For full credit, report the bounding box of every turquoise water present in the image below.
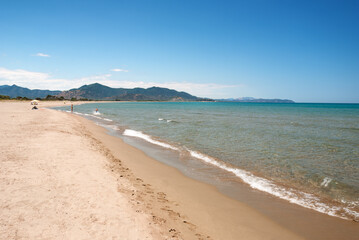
[56,102,359,220]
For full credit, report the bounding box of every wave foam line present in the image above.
[189,150,359,220]
[92,115,102,120]
[89,114,113,122]
[108,125,119,131]
[97,123,120,132]
[71,111,113,122]
[123,129,178,151]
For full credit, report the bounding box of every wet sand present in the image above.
[0,101,357,239]
[118,134,359,240]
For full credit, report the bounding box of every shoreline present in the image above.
[69,108,304,240]
[78,104,359,240]
[115,132,359,240]
[1,101,358,239]
[63,101,359,239]
[59,102,358,216]
[53,101,359,239]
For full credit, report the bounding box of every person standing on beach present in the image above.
[71,104,73,113]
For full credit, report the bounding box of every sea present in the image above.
[54,102,359,220]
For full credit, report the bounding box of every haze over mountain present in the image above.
[0,83,202,101]
[0,85,61,99]
[57,83,200,101]
[0,83,297,103]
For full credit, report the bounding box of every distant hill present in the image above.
[218,97,295,103]
[0,85,61,99]
[0,83,294,103]
[57,83,201,101]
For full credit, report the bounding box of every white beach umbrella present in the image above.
[31,100,39,105]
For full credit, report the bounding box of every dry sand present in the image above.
[0,101,162,239]
[0,101,305,239]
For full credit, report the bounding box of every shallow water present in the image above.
[56,102,359,220]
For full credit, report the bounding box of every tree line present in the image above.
[0,95,92,101]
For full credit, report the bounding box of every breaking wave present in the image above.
[56,107,359,221]
[123,129,179,151]
[187,150,358,220]
[122,128,359,220]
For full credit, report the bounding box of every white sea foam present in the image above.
[56,104,359,220]
[188,150,359,220]
[91,112,112,122]
[158,118,173,123]
[59,104,358,220]
[97,123,119,132]
[321,177,332,187]
[123,129,178,151]
[108,125,119,131]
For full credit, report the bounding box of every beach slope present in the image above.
[0,101,303,239]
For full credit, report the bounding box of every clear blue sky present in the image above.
[0,0,358,102]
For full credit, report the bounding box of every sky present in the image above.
[0,0,358,102]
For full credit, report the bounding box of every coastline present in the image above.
[70,102,359,240]
[1,101,357,239]
[73,115,303,240]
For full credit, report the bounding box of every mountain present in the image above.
[0,83,294,102]
[0,84,61,99]
[218,97,295,103]
[57,83,200,101]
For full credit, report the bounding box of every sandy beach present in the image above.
[0,101,164,239]
[1,101,357,239]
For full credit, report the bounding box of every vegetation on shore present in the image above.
[0,94,92,101]
[0,95,11,100]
